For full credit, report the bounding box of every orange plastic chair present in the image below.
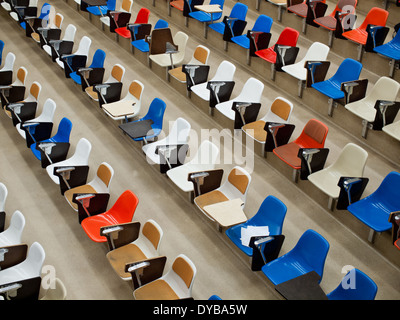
[115,8,151,39]
[273,119,329,170]
[81,190,139,243]
[342,7,389,45]
[255,27,299,64]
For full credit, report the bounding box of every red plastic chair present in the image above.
[81,190,139,243]
[342,7,388,45]
[115,8,151,39]
[273,119,329,170]
[254,27,299,64]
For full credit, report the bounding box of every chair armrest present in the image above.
[100,221,141,250]
[341,79,368,104]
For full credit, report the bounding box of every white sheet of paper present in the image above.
[240,225,270,247]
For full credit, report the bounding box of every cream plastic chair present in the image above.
[142,117,191,166]
[133,254,196,300]
[0,52,15,73]
[0,210,25,247]
[4,81,41,118]
[215,77,264,122]
[43,24,77,57]
[0,182,7,213]
[166,140,220,195]
[345,76,400,138]
[102,80,144,122]
[46,138,92,185]
[168,45,210,83]
[63,162,114,211]
[242,97,293,154]
[85,64,125,101]
[383,119,400,141]
[40,278,67,300]
[307,143,368,209]
[15,98,56,139]
[56,35,91,69]
[100,0,133,28]
[281,42,330,97]
[106,219,163,281]
[0,242,45,286]
[194,166,252,221]
[190,60,236,101]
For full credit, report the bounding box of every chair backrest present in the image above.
[0,183,7,212]
[89,49,106,69]
[134,8,150,24]
[291,229,330,280]
[54,13,64,29]
[276,27,299,47]
[330,58,362,85]
[173,31,189,59]
[358,7,388,30]
[329,143,368,176]
[63,24,76,42]
[221,166,251,205]
[108,190,139,222]
[248,195,287,236]
[166,117,191,144]
[327,268,377,300]
[107,0,117,10]
[236,77,264,102]
[15,67,28,86]
[0,210,25,245]
[23,242,46,278]
[94,162,114,189]
[230,2,248,21]
[262,96,293,123]
[299,42,330,64]
[370,171,400,209]
[39,3,51,20]
[209,0,225,20]
[363,76,400,105]
[169,254,196,294]
[121,0,133,12]
[253,14,273,33]
[212,60,236,81]
[127,80,144,101]
[71,137,92,164]
[154,19,169,29]
[1,52,15,72]
[75,36,91,56]
[295,119,328,148]
[109,64,125,82]
[0,40,4,66]
[190,140,220,166]
[191,45,210,65]
[332,0,357,17]
[143,98,167,127]
[142,219,163,253]
[36,98,56,123]
[26,81,42,102]
[53,117,72,143]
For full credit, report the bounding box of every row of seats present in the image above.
[3,1,400,298]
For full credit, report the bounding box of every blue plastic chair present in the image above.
[327,268,378,300]
[30,117,73,161]
[131,98,167,142]
[87,0,116,16]
[208,295,222,300]
[189,0,224,23]
[231,14,273,49]
[131,19,169,53]
[374,29,400,77]
[21,2,51,29]
[70,49,106,85]
[208,2,248,35]
[261,229,330,285]
[348,171,400,237]
[311,58,363,100]
[0,40,4,66]
[225,195,287,257]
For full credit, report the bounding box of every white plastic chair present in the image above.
[383,120,400,141]
[40,278,67,300]
[0,52,16,72]
[345,77,400,138]
[106,219,163,281]
[46,138,92,185]
[15,98,56,139]
[133,254,196,300]
[307,143,368,208]
[56,35,91,69]
[100,0,133,28]
[215,77,264,121]
[0,183,7,213]
[166,140,220,193]
[0,210,25,247]
[43,24,77,57]
[63,162,114,211]
[142,117,192,165]
[0,242,45,286]
[102,80,144,122]
[190,60,236,101]
[4,81,41,118]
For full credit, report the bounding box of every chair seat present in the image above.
[242,120,267,143]
[345,101,376,122]
[31,33,41,43]
[167,163,214,192]
[189,11,213,22]
[64,185,97,211]
[255,47,276,63]
[194,190,229,211]
[281,63,307,81]
[231,35,250,49]
[87,5,107,16]
[134,279,180,300]
[70,71,82,85]
[374,43,400,60]
[131,39,150,52]
[56,58,65,69]
[225,224,253,256]
[307,169,343,199]
[348,199,393,232]
[85,86,99,101]
[288,3,308,17]
[1,2,11,10]
[170,0,184,11]
[43,44,52,56]
[208,22,225,35]
[382,121,400,141]
[311,79,344,100]
[190,83,210,101]
[215,101,236,120]
[342,29,368,45]
[168,66,187,82]
[115,27,130,38]
[273,142,302,169]
[100,16,110,26]
[81,213,122,242]
[314,16,337,30]
[149,53,181,68]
